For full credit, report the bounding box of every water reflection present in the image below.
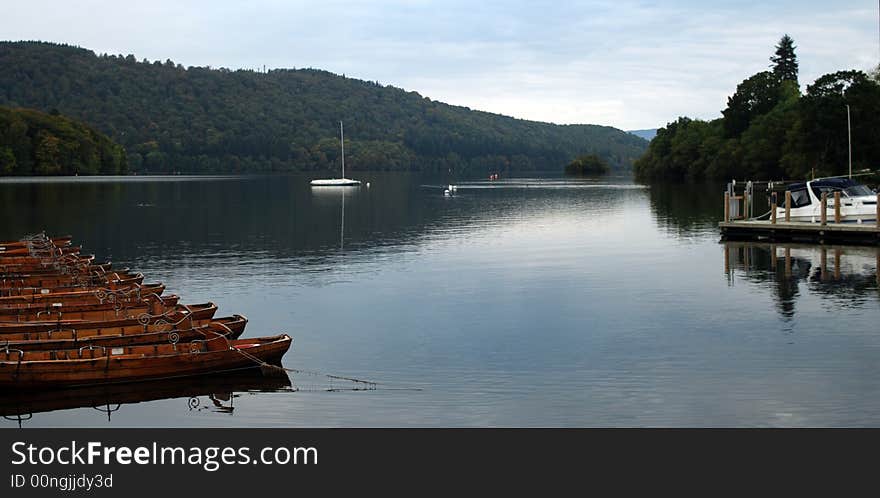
[0,370,292,427]
[647,182,724,239]
[723,241,880,319]
[0,174,649,266]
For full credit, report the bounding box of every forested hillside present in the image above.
[0,41,646,175]
[0,106,126,175]
[634,35,880,181]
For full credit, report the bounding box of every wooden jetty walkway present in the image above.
[719,191,880,245]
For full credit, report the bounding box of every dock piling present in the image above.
[834,192,841,224]
[784,191,791,222]
[821,193,827,226]
[770,193,777,224]
[724,192,730,222]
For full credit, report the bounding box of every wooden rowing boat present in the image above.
[0,261,112,278]
[0,235,72,251]
[0,334,291,389]
[0,301,216,334]
[0,293,179,323]
[0,271,144,295]
[0,314,246,351]
[0,254,95,272]
[0,245,81,260]
[0,282,165,308]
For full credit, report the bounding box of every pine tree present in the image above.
[770,34,799,84]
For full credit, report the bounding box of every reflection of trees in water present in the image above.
[723,242,880,319]
[0,174,637,265]
[646,182,724,238]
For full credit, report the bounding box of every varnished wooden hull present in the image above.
[0,272,144,295]
[0,334,291,389]
[0,294,179,323]
[0,282,164,308]
[0,254,95,272]
[0,261,111,277]
[0,245,81,261]
[1,315,246,351]
[0,235,72,251]
[0,301,215,335]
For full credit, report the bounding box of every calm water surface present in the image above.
[1,174,878,427]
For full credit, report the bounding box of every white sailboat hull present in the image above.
[310,178,361,186]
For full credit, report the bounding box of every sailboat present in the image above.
[310,121,362,187]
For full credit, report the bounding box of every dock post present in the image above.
[770,193,777,224]
[821,193,827,226]
[834,192,841,224]
[784,191,791,222]
[723,192,730,222]
[744,190,750,219]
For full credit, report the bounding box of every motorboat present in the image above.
[775,177,877,223]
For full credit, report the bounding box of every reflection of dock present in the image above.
[723,241,879,319]
[724,241,880,286]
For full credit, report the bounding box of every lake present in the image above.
[2,174,879,427]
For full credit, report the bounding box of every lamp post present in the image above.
[846,104,852,179]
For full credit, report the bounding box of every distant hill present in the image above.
[0,105,126,175]
[627,129,656,141]
[0,41,647,175]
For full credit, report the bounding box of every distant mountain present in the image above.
[627,129,657,141]
[0,41,647,175]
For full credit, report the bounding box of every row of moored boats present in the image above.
[0,233,291,389]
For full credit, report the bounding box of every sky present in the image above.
[2,0,878,130]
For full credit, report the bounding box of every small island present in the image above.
[564,154,610,176]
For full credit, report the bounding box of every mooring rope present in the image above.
[227,344,380,389]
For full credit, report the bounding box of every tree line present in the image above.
[0,41,647,176]
[634,35,880,181]
[0,106,126,175]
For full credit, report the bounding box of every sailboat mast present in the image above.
[340,121,345,179]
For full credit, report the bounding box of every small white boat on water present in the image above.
[311,121,361,187]
[775,177,877,223]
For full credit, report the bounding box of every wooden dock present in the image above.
[720,190,880,245]
[720,220,880,245]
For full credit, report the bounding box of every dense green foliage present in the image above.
[0,41,646,175]
[634,36,880,181]
[564,154,610,175]
[0,106,126,175]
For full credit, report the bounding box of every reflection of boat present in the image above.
[0,334,291,389]
[775,178,877,223]
[310,121,361,187]
[0,368,291,420]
